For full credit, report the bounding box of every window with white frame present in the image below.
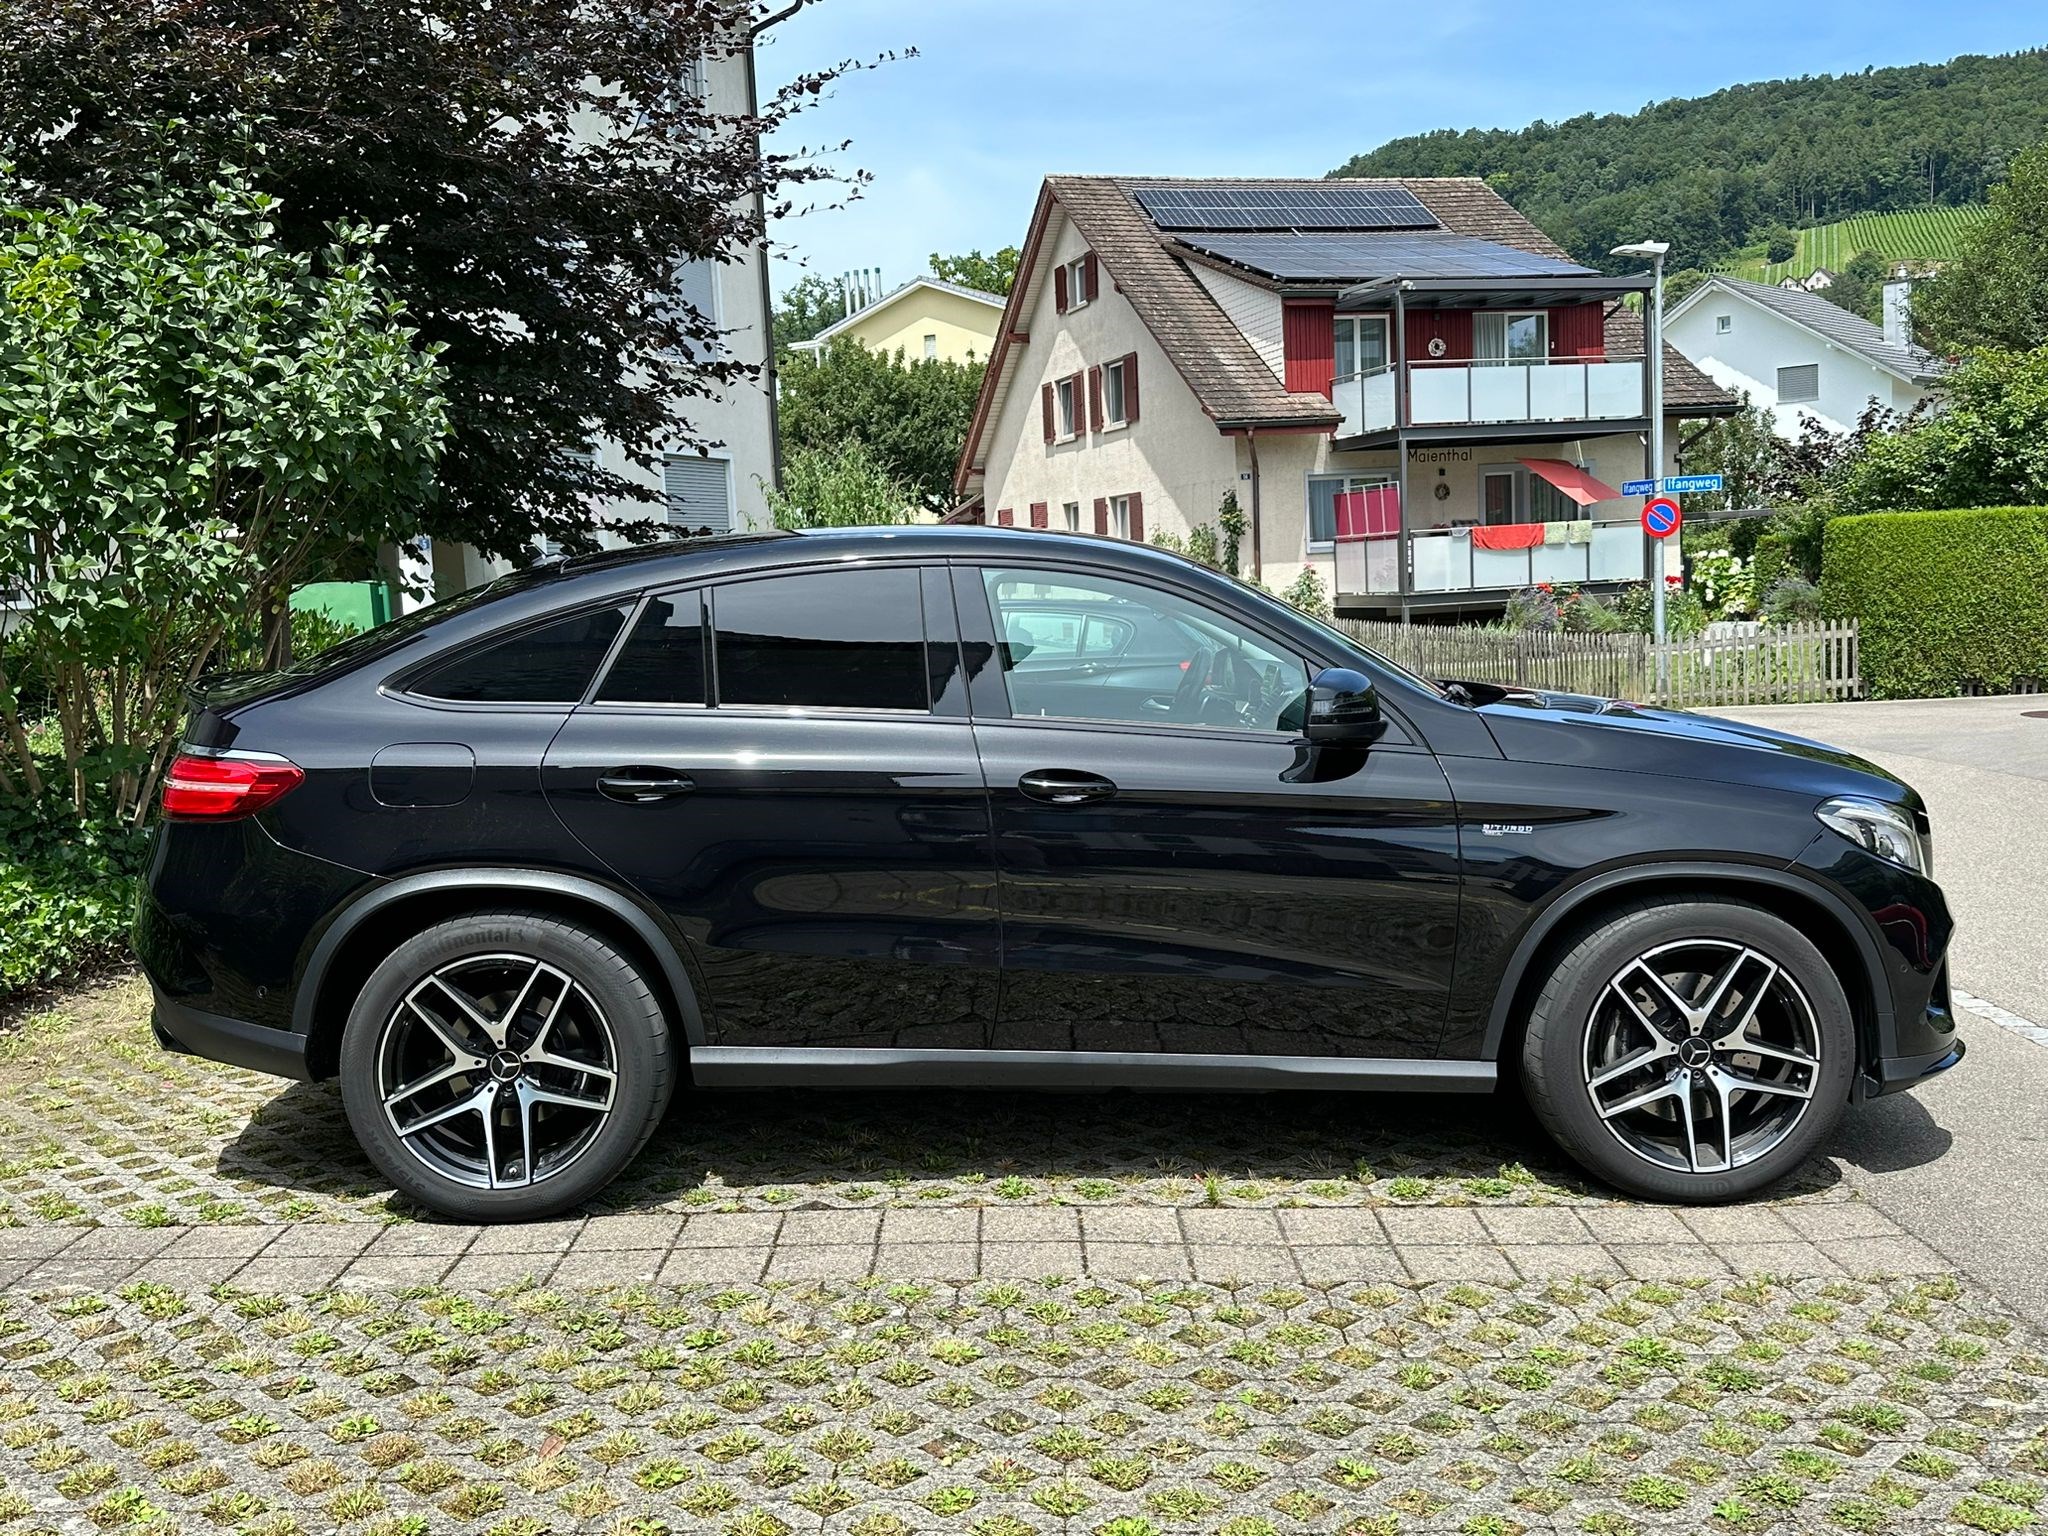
[1335,315,1391,380]
[923,333,938,359]
[1064,256,1090,309]
[1101,357,1129,427]
[1473,310,1549,363]
[1108,495,1132,539]
[1715,314,1733,335]
[1062,501,1081,532]
[1777,363,1820,404]
[1306,473,1396,549]
[1056,376,1080,439]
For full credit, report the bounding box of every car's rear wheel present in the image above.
[339,910,674,1222]
[1521,898,1855,1203]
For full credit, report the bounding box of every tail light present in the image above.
[160,750,305,821]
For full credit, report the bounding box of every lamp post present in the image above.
[1612,240,1671,652]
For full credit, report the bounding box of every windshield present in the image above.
[1229,580,1450,698]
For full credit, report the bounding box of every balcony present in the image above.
[1334,520,1648,598]
[1334,355,1647,440]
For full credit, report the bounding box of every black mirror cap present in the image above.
[1304,666,1387,745]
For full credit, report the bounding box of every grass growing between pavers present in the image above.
[0,1274,2043,1535]
[0,977,1848,1229]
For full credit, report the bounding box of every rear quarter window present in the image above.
[411,605,629,703]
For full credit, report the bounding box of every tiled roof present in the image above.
[1603,303,1741,413]
[1049,176,1338,429]
[1692,276,1948,384]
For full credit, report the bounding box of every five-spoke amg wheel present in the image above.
[1522,898,1855,1202]
[340,911,674,1221]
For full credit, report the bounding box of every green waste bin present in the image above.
[291,581,394,630]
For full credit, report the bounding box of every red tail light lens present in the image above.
[160,751,305,821]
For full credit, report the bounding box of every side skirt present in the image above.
[688,1047,1496,1094]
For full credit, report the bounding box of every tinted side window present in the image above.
[413,605,627,703]
[713,568,928,711]
[598,592,707,705]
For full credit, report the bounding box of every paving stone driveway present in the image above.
[0,977,2033,1536]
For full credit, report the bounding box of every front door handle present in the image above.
[1018,769,1117,805]
[597,768,696,803]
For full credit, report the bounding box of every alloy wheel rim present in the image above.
[1582,938,1822,1176]
[376,953,619,1191]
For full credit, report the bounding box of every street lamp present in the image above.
[1612,240,1672,654]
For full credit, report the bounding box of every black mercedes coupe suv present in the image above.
[139,527,1962,1221]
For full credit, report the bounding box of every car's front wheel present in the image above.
[1521,898,1855,1203]
[339,910,675,1222]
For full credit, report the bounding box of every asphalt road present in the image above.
[1722,696,2048,1322]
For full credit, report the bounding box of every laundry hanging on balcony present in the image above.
[1471,522,1547,550]
[1542,520,1595,546]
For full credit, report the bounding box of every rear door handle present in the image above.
[597,768,696,803]
[1018,769,1117,805]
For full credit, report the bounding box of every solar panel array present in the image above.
[1172,232,1596,283]
[1131,183,1438,233]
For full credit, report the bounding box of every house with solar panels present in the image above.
[952,177,1737,618]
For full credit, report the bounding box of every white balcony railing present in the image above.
[1334,521,1647,598]
[1333,356,1647,437]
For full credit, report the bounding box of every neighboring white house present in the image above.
[952,175,1735,619]
[1666,274,1948,440]
[401,44,778,604]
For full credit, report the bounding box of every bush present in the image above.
[1761,576,1823,623]
[1750,533,1794,597]
[1822,505,2048,697]
[0,794,148,1000]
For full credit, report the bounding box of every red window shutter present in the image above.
[1042,382,1055,444]
[1084,252,1100,303]
[1088,366,1103,431]
[1126,492,1144,543]
[1093,497,1109,535]
[1123,352,1140,423]
[995,507,1013,526]
[1028,502,1048,528]
[1054,264,1069,314]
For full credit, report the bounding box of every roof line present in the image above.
[797,275,1008,351]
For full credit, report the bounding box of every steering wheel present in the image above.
[1196,649,1259,727]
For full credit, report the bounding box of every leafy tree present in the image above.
[765,441,910,527]
[1763,225,1798,264]
[1819,249,1887,324]
[1915,143,2048,352]
[1333,49,2048,269]
[1826,347,2048,517]
[928,247,1020,297]
[773,273,851,354]
[777,339,982,510]
[0,0,876,565]
[0,168,448,822]
[1679,399,1782,553]
[1662,267,1710,308]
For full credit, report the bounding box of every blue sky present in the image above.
[756,0,2044,301]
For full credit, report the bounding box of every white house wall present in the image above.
[981,213,1239,540]
[1188,265,1285,383]
[1666,295,1931,440]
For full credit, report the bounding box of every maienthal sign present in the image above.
[1406,446,1473,465]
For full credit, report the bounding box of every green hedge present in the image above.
[1750,533,1794,598]
[1823,506,2048,698]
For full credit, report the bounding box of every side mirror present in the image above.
[1304,666,1386,745]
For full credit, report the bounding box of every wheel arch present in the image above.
[1481,861,1890,1080]
[293,869,707,1080]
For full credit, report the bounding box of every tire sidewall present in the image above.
[1527,901,1856,1203]
[340,913,670,1222]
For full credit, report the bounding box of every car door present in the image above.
[960,561,1462,1061]
[543,561,999,1049]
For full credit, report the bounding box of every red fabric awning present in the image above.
[1519,458,1623,506]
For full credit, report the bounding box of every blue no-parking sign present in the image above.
[1641,496,1682,539]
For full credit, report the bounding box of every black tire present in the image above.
[1521,897,1856,1203]
[339,909,675,1222]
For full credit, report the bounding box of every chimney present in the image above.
[1882,280,1913,348]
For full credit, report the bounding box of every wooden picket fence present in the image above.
[1335,619,1860,708]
